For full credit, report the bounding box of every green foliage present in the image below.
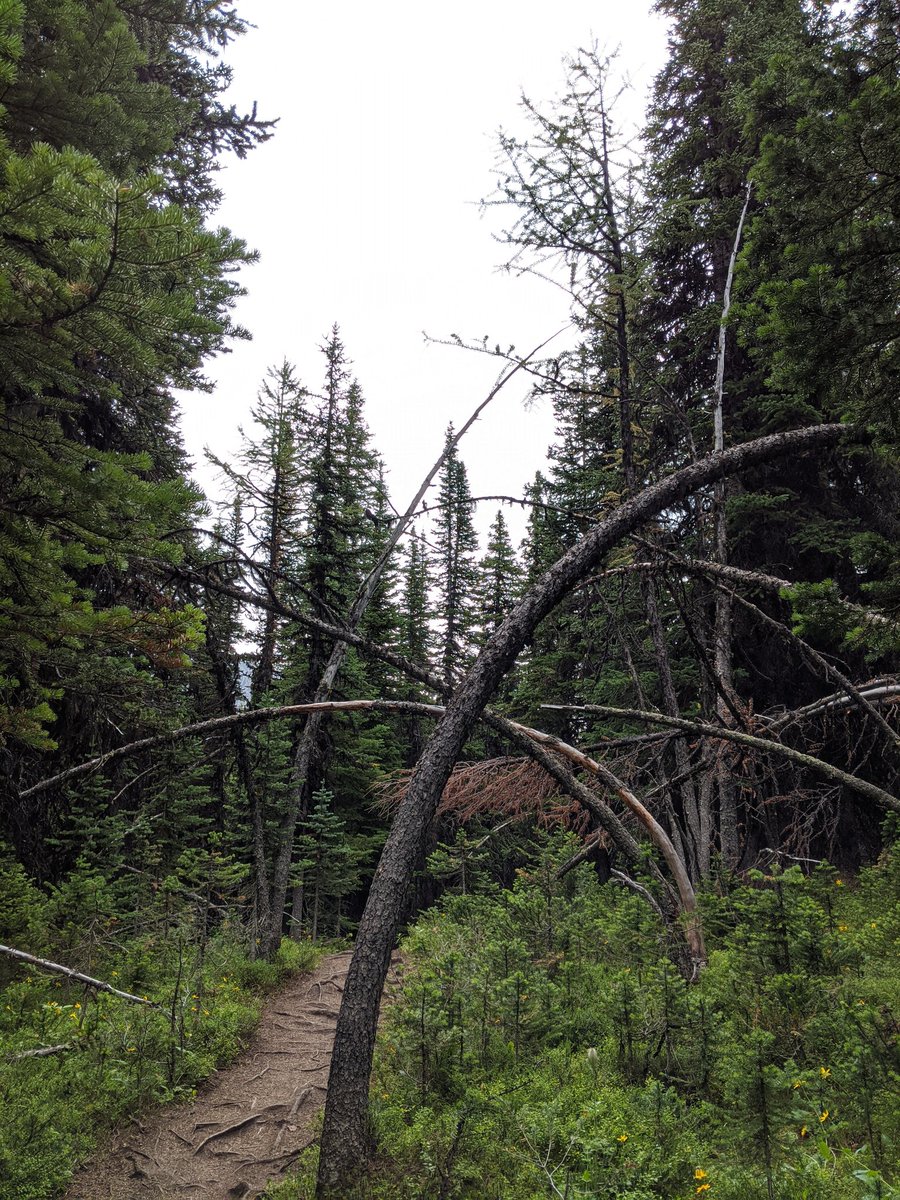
[0,855,318,1200]
[434,426,480,686]
[279,839,900,1199]
[293,788,377,941]
[0,845,46,954]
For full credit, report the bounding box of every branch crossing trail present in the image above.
[65,949,389,1200]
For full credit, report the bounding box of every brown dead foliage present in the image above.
[372,755,592,834]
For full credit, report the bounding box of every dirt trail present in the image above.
[64,949,371,1200]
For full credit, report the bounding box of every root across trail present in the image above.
[65,949,382,1200]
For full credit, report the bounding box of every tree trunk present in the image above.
[710,183,753,871]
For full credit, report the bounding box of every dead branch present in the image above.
[609,870,667,925]
[555,832,605,878]
[18,701,448,799]
[541,704,900,814]
[0,944,159,1007]
[5,1043,73,1061]
[717,583,900,753]
[621,546,898,633]
[373,757,570,824]
[770,682,900,729]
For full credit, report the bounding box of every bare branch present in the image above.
[0,944,159,1007]
[540,704,900,813]
[6,1044,73,1061]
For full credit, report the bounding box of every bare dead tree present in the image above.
[711,181,754,869]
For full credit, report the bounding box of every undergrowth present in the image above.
[270,834,899,1200]
[0,853,319,1200]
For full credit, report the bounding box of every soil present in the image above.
[63,949,381,1200]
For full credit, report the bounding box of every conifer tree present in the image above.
[475,510,523,640]
[433,426,479,687]
[0,0,258,874]
[400,532,434,670]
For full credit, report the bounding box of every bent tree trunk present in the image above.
[315,423,848,1198]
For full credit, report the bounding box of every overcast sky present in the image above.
[178,1,669,545]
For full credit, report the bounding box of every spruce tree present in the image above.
[0,0,257,875]
[475,510,523,641]
[433,426,479,687]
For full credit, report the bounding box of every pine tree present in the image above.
[210,361,310,700]
[475,510,523,641]
[433,426,479,688]
[0,0,256,874]
[2,0,272,212]
[400,531,434,671]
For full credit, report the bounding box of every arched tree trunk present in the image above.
[314,422,847,1198]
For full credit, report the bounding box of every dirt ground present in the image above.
[64,948,360,1199]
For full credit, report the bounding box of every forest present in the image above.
[0,1,898,1198]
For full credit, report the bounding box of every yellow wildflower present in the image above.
[695,1168,708,1179]
[696,1186,711,1195]
[820,1110,829,1123]
[835,879,844,886]
[616,1134,628,1144]
[792,1080,804,1089]
[819,1067,831,1079]
[800,1126,809,1138]
[838,924,848,932]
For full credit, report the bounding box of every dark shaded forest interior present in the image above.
[0,1,898,1198]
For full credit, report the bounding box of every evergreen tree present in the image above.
[400,531,434,671]
[209,361,310,700]
[0,0,254,871]
[297,328,365,698]
[1,0,272,211]
[433,426,479,687]
[475,510,523,641]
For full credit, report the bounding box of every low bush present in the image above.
[0,853,319,1200]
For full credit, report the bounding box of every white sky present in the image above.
[178,1,669,546]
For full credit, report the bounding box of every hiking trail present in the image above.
[64,949,385,1200]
